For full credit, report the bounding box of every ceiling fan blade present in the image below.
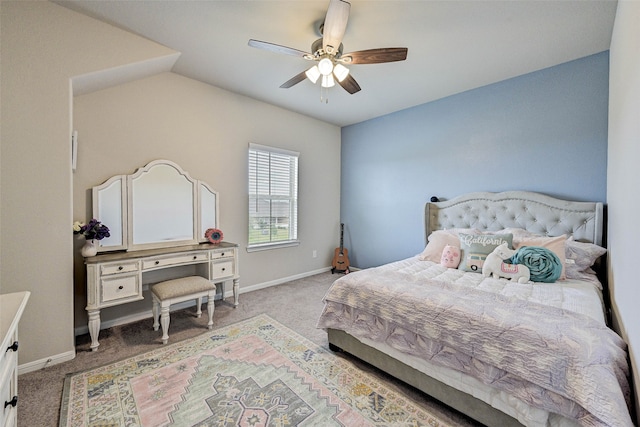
[280,71,308,89]
[337,74,361,94]
[340,48,408,64]
[322,0,350,55]
[248,39,312,59]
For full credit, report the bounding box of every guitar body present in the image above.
[331,224,350,274]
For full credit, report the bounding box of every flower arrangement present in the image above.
[73,219,110,241]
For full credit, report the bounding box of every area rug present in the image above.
[60,314,451,426]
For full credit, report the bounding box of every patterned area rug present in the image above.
[60,314,451,426]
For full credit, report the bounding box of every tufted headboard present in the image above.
[425,191,604,246]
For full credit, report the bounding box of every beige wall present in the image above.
[1,1,340,367]
[1,1,177,366]
[72,72,340,328]
[608,1,640,423]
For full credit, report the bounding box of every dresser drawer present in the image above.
[210,249,234,260]
[0,354,17,427]
[101,274,140,303]
[142,252,209,270]
[0,330,17,383]
[100,261,139,276]
[211,260,234,280]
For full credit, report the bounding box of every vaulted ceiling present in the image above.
[56,0,617,127]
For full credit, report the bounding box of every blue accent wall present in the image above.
[341,52,609,268]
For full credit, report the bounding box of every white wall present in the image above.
[608,1,640,423]
[72,72,341,328]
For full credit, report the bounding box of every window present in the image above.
[248,143,299,250]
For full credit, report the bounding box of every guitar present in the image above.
[331,223,350,274]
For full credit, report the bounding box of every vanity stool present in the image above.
[151,276,216,344]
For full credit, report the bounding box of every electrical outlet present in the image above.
[312,250,317,258]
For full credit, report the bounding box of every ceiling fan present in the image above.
[248,0,408,97]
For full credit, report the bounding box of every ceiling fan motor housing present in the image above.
[311,38,343,59]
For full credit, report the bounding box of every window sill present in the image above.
[246,240,300,252]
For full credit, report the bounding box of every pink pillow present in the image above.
[516,235,567,280]
[440,245,461,268]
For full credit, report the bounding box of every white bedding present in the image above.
[318,256,632,426]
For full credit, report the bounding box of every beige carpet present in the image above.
[18,272,480,427]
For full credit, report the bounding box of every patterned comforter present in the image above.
[317,256,632,426]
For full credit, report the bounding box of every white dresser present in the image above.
[0,291,30,427]
[85,242,239,351]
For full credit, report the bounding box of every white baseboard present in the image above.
[25,268,333,373]
[238,267,331,294]
[73,267,332,337]
[19,350,76,375]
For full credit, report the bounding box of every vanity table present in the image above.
[85,242,238,351]
[84,160,239,351]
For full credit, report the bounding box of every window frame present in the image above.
[247,143,299,252]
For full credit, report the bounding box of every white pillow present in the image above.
[418,228,480,262]
[565,237,607,279]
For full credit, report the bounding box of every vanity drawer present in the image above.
[211,249,235,260]
[100,261,139,276]
[142,252,209,270]
[211,260,234,280]
[101,274,140,303]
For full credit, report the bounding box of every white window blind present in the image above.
[248,143,299,250]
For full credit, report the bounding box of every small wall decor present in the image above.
[205,228,223,244]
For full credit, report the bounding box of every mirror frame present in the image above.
[92,159,219,252]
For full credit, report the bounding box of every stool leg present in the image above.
[160,303,170,344]
[206,290,215,329]
[233,278,239,307]
[195,297,203,318]
[152,297,160,331]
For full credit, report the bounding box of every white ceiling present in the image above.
[56,0,618,127]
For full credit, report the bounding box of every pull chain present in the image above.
[320,85,329,103]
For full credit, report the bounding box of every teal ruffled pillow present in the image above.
[509,246,562,283]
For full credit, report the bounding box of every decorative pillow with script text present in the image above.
[458,233,513,272]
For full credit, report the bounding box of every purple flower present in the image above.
[73,219,110,240]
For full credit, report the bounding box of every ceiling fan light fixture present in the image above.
[305,65,321,84]
[321,74,335,88]
[333,63,349,82]
[318,57,334,76]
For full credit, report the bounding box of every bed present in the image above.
[317,191,632,427]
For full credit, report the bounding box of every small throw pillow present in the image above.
[440,245,461,268]
[516,235,567,280]
[509,246,562,283]
[459,233,513,272]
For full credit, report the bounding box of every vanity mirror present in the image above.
[92,160,219,252]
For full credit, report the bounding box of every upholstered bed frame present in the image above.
[327,191,605,426]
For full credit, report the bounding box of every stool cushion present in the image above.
[151,276,215,300]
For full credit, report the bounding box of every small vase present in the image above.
[81,239,98,257]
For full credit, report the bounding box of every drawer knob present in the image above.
[155,261,160,265]
[6,341,18,352]
[193,255,197,260]
[221,253,225,256]
[118,285,124,290]
[221,267,226,271]
[4,396,18,408]
[118,266,123,271]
